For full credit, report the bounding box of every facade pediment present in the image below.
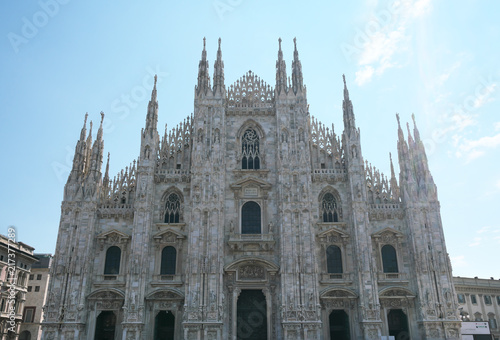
[230,177,272,191]
[87,288,125,300]
[146,288,184,300]
[153,229,186,247]
[224,257,279,273]
[371,227,404,241]
[96,229,131,250]
[320,288,357,299]
[379,287,415,298]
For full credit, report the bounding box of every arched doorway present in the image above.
[388,309,409,339]
[237,290,267,340]
[154,310,175,340]
[94,311,116,340]
[329,310,350,340]
[19,331,31,340]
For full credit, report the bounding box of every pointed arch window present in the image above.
[321,193,339,222]
[326,245,343,274]
[381,245,398,273]
[164,193,181,223]
[160,246,177,275]
[241,201,261,234]
[241,128,260,169]
[104,246,121,275]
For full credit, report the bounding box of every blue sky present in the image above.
[1,0,498,279]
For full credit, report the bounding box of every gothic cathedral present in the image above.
[42,38,461,339]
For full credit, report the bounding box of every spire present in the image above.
[291,37,303,94]
[84,120,93,175]
[389,152,400,201]
[69,113,89,179]
[80,113,88,141]
[342,75,356,136]
[103,152,110,185]
[90,112,105,173]
[213,37,225,95]
[196,37,210,96]
[145,76,159,136]
[406,122,414,147]
[96,111,104,142]
[275,37,287,95]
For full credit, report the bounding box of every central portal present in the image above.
[237,289,267,340]
[154,310,175,340]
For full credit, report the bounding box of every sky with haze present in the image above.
[0,0,499,279]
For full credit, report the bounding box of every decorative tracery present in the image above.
[241,129,260,170]
[164,193,181,223]
[321,193,340,222]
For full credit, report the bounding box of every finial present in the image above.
[411,113,416,126]
[293,37,297,50]
[203,37,206,50]
[278,37,282,50]
[154,74,157,86]
[218,37,221,50]
[84,112,88,124]
[342,74,346,86]
[100,111,105,124]
[396,113,401,126]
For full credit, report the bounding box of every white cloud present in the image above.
[455,132,500,163]
[436,61,461,86]
[473,83,497,108]
[355,66,375,85]
[477,226,491,234]
[468,237,482,247]
[353,0,433,85]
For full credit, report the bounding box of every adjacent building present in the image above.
[0,233,38,340]
[455,276,500,340]
[42,38,462,339]
[19,254,53,340]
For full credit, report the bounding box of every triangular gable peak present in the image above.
[230,176,272,198]
[371,227,404,244]
[96,229,131,250]
[153,228,186,248]
[317,227,349,245]
[231,176,272,190]
[227,71,274,109]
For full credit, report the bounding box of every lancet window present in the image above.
[241,128,260,170]
[321,193,340,222]
[164,193,181,223]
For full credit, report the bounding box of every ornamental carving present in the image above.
[96,230,131,251]
[239,265,265,280]
[151,291,183,300]
[381,289,412,297]
[227,71,274,109]
[89,291,123,300]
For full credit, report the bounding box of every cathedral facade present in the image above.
[42,38,461,340]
